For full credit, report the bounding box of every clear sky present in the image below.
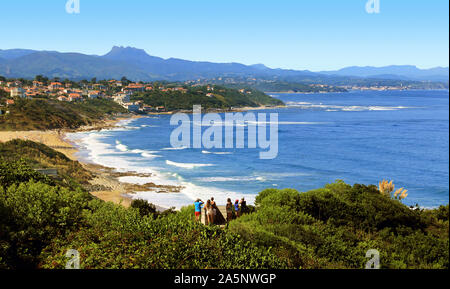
[0,0,448,71]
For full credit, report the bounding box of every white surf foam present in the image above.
[196,176,266,182]
[246,121,330,125]
[115,140,128,152]
[124,175,256,209]
[166,160,214,169]
[162,146,188,151]
[286,101,416,112]
[141,152,159,158]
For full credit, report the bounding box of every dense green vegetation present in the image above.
[0,141,448,269]
[0,151,282,269]
[0,88,7,98]
[0,140,92,190]
[230,183,449,269]
[0,98,127,131]
[131,85,284,111]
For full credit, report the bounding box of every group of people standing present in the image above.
[194,197,248,225]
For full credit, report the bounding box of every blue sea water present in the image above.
[69,90,449,209]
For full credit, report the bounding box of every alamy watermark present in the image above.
[365,249,380,269]
[366,0,380,14]
[66,0,80,14]
[65,249,80,269]
[170,105,279,160]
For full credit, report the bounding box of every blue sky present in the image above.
[0,0,448,71]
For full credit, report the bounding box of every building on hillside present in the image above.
[88,91,100,99]
[48,82,62,90]
[57,96,70,102]
[58,93,82,102]
[69,93,82,101]
[125,83,146,93]
[155,106,166,112]
[94,84,106,90]
[125,103,140,112]
[114,93,130,104]
[25,89,39,98]
[142,106,154,113]
[10,87,26,98]
[33,81,43,87]
[6,99,15,105]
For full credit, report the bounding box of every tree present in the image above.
[0,89,7,98]
[34,75,49,86]
[121,76,131,86]
[131,199,158,218]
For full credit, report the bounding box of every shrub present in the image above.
[40,200,285,269]
[0,181,91,268]
[0,159,53,188]
[229,181,449,269]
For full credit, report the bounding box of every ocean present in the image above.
[67,90,449,209]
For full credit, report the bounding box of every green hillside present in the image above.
[0,98,127,131]
[0,139,92,190]
[131,85,284,110]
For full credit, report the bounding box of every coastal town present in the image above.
[0,77,175,113]
[187,76,447,94]
[0,75,272,117]
[0,76,268,116]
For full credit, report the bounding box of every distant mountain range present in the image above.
[320,66,449,82]
[0,47,448,83]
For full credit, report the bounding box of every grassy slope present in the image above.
[0,98,127,131]
[0,139,92,189]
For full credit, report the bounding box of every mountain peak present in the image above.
[104,46,150,59]
[250,64,269,70]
